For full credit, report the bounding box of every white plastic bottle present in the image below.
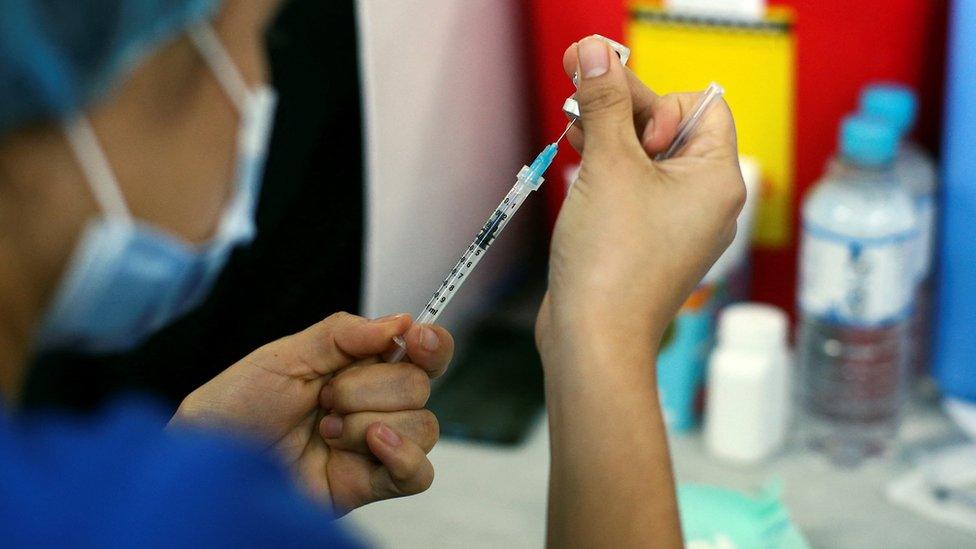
[704,303,790,463]
[797,114,918,464]
[860,85,938,380]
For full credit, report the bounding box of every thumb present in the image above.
[575,36,639,154]
[279,312,412,377]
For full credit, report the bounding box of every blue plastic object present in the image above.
[678,482,810,549]
[840,114,899,167]
[526,143,558,187]
[657,309,712,432]
[935,0,976,402]
[860,84,919,137]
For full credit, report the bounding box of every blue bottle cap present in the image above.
[839,114,899,167]
[860,83,918,137]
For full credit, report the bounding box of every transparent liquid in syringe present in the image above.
[414,182,531,325]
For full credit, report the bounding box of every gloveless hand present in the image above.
[537,38,745,360]
[536,36,744,549]
[171,312,453,514]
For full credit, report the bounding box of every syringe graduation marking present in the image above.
[418,183,528,318]
[475,210,508,251]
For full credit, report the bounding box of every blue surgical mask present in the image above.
[35,24,277,354]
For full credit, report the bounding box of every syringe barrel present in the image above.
[387,178,535,363]
[417,180,531,324]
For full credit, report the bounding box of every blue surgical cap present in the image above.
[0,0,220,136]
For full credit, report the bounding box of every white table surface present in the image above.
[342,403,976,548]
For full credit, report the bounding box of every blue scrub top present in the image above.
[0,396,362,548]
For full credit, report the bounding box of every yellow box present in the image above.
[628,8,796,247]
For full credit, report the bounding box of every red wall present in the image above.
[524,0,626,231]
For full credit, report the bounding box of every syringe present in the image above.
[655,82,724,161]
[389,82,723,362]
[387,126,570,362]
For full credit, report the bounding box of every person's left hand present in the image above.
[171,312,454,514]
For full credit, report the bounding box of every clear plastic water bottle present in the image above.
[797,115,918,464]
[860,85,938,380]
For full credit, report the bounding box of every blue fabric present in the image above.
[0,0,219,135]
[0,396,363,548]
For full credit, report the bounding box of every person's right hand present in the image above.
[536,36,745,359]
[172,313,454,514]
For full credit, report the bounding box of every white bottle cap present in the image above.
[717,302,788,351]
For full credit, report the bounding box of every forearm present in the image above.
[535,32,740,549]
[542,327,682,549]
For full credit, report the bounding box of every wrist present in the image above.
[538,302,665,366]
[538,319,661,395]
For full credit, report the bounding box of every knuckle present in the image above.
[420,409,439,433]
[406,368,431,405]
[329,378,352,413]
[418,410,440,447]
[417,468,434,493]
[730,178,747,212]
[325,311,354,323]
[723,223,738,249]
[324,311,363,330]
[720,171,747,219]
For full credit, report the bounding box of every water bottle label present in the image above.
[915,196,935,281]
[799,223,916,326]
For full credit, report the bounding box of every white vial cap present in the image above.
[717,303,788,351]
[563,35,631,121]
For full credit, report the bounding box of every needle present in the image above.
[556,119,576,144]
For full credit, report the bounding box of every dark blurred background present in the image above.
[24,0,366,410]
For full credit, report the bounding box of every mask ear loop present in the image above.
[63,117,133,223]
[187,23,252,113]
[186,22,264,244]
[61,24,253,229]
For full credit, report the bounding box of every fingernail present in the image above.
[371,313,406,324]
[319,384,334,410]
[321,415,343,438]
[420,326,440,352]
[578,37,609,79]
[377,424,402,447]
